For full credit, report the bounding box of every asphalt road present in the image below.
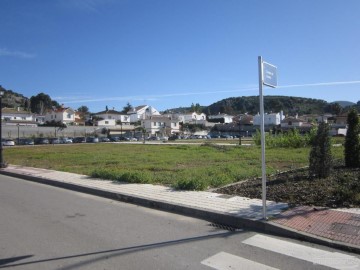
[1,174,359,270]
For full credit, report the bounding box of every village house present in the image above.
[44,106,75,125]
[253,111,285,126]
[175,112,207,124]
[1,107,38,126]
[127,105,161,123]
[142,115,180,136]
[208,113,234,124]
[93,108,130,126]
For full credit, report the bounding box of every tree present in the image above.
[23,98,30,111]
[77,105,89,114]
[122,102,133,113]
[309,122,332,178]
[325,102,342,115]
[344,109,360,167]
[30,93,53,114]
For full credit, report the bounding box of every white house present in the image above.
[35,114,45,125]
[208,113,234,124]
[93,109,130,125]
[253,112,285,126]
[1,107,38,126]
[280,116,305,128]
[44,106,75,125]
[96,119,116,126]
[176,112,207,124]
[142,115,180,135]
[127,105,161,123]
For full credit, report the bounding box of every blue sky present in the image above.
[1,0,359,113]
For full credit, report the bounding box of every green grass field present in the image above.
[4,143,344,190]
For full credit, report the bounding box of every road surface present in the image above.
[1,174,359,269]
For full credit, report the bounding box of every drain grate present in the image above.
[209,223,241,232]
[331,223,360,235]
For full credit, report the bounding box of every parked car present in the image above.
[34,138,49,145]
[49,138,61,144]
[72,137,86,143]
[109,136,120,142]
[17,138,34,145]
[2,139,15,146]
[60,137,73,144]
[99,137,110,142]
[86,137,99,143]
[168,135,181,140]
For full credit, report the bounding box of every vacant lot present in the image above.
[4,143,344,191]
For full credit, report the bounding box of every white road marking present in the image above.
[201,251,279,270]
[242,234,360,270]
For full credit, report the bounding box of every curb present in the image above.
[1,169,360,255]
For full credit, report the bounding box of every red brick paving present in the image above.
[273,206,360,246]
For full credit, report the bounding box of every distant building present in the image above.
[127,105,161,123]
[44,106,75,125]
[208,113,234,124]
[142,115,180,135]
[93,109,130,126]
[253,111,285,126]
[1,107,38,126]
[175,112,207,124]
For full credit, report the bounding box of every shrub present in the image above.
[254,129,312,148]
[344,109,360,167]
[119,171,152,184]
[173,178,207,191]
[90,168,119,180]
[333,171,360,206]
[91,169,152,183]
[309,122,332,178]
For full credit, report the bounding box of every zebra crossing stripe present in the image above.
[201,251,279,270]
[242,234,360,270]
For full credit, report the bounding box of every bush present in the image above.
[254,128,313,148]
[344,109,360,167]
[333,171,360,206]
[91,169,152,183]
[309,122,332,178]
[119,171,152,184]
[173,178,207,191]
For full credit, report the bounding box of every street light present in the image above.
[17,124,20,145]
[0,90,7,168]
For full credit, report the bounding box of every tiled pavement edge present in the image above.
[1,165,360,254]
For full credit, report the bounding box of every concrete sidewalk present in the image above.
[1,164,360,254]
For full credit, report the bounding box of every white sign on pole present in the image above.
[262,61,277,88]
[258,56,277,220]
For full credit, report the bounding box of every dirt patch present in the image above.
[216,163,360,208]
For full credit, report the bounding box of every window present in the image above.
[153,122,157,126]
[67,113,72,119]
[105,121,109,124]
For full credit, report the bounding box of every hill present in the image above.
[0,85,28,109]
[205,96,329,115]
[333,101,355,108]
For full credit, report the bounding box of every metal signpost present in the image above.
[258,56,277,220]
